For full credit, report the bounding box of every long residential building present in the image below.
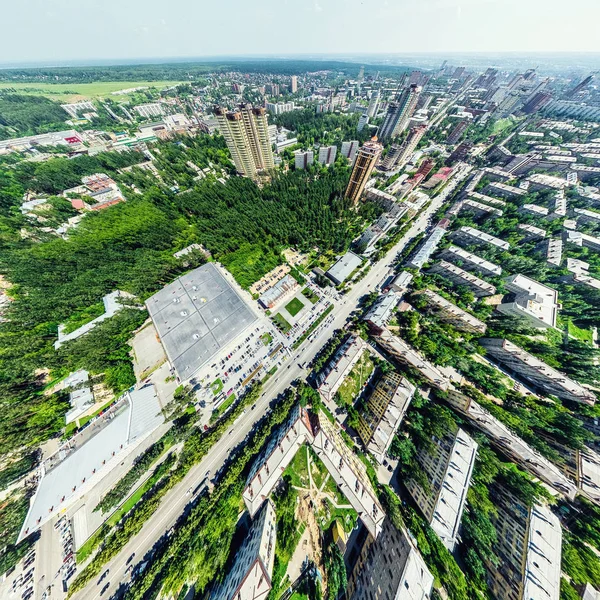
[496,274,559,328]
[487,489,561,600]
[347,518,434,600]
[405,426,478,551]
[480,338,596,405]
[461,198,504,217]
[356,372,416,464]
[452,226,510,251]
[406,226,447,270]
[316,335,368,401]
[416,289,487,334]
[211,500,276,600]
[440,245,503,277]
[214,104,274,180]
[429,260,497,297]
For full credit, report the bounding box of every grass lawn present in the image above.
[316,500,358,533]
[260,332,273,346]
[285,297,305,317]
[272,312,292,333]
[336,351,375,406]
[0,80,184,101]
[213,393,236,419]
[210,378,224,396]
[284,444,310,488]
[567,320,594,345]
[301,287,319,305]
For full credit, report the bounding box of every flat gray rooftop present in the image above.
[146,263,257,381]
[19,385,163,541]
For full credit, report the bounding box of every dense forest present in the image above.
[0,60,409,84]
[0,133,372,458]
[0,93,68,140]
[272,108,371,147]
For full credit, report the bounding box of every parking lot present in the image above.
[186,319,288,415]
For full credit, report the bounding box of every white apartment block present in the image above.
[486,181,527,199]
[487,490,561,600]
[452,226,510,251]
[574,207,600,224]
[341,140,360,163]
[312,414,385,537]
[496,274,559,328]
[417,289,487,334]
[518,223,547,240]
[546,238,563,268]
[467,191,507,208]
[211,500,276,600]
[521,203,549,217]
[347,519,434,600]
[440,245,502,277]
[294,150,314,170]
[405,427,478,551]
[480,338,596,405]
[318,145,338,165]
[429,260,497,297]
[61,101,96,119]
[462,199,504,217]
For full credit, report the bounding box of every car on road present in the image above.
[100,582,110,596]
[126,553,135,565]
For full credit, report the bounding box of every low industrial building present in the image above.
[19,385,164,541]
[347,519,434,600]
[416,289,487,334]
[55,290,138,349]
[428,261,497,297]
[480,338,596,405]
[146,263,258,383]
[258,274,299,309]
[452,226,510,251]
[496,274,559,328]
[487,490,561,600]
[440,245,502,277]
[316,335,368,401]
[211,500,276,600]
[404,426,478,551]
[326,251,363,285]
[356,372,416,463]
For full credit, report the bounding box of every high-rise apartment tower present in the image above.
[378,84,422,141]
[214,104,274,180]
[345,139,383,205]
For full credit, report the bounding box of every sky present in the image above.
[3,0,600,65]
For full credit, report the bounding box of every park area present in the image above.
[285,297,305,317]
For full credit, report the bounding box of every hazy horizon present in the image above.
[4,0,600,66]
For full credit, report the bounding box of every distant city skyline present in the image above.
[3,0,600,66]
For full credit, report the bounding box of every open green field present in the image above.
[0,80,184,102]
[285,297,305,317]
[301,287,319,304]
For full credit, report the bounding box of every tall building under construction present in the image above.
[214,104,274,180]
[345,139,383,205]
